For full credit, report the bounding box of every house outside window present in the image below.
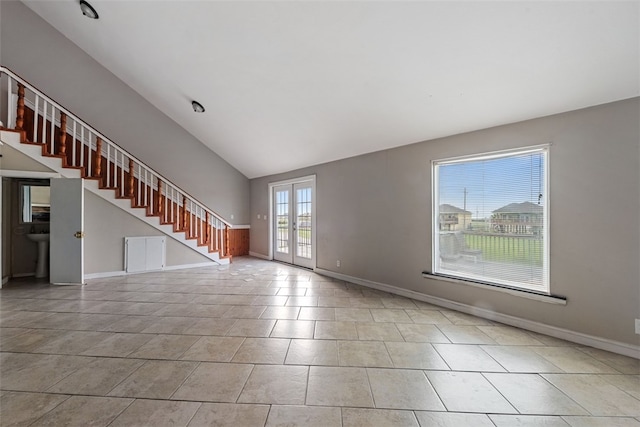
[432,146,549,293]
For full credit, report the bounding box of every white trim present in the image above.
[231,224,251,229]
[435,143,552,165]
[0,170,60,179]
[84,262,217,281]
[314,267,639,359]
[249,251,270,260]
[422,272,565,305]
[84,270,127,280]
[163,262,217,271]
[432,144,550,293]
[268,174,316,187]
[268,174,317,267]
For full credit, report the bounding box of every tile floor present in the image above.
[1,257,638,426]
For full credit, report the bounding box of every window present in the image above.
[432,146,549,293]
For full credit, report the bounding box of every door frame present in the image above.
[0,169,60,288]
[268,175,316,268]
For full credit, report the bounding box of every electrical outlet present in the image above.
[257,214,261,219]
[263,214,267,220]
[336,260,341,268]
[635,319,640,335]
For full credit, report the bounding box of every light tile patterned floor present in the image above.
[1,256,639,426]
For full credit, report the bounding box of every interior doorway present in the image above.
[270,176,315,269]
[0,172,84,287]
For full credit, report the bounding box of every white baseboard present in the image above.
[84,262,218,281]
[314,268,640,359]
[163,262,217,271]
[249,251,270,260]
[84,270,127,280]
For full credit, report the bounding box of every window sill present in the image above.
[421,272,567,305]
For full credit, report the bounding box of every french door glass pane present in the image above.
[276,190,289,254]
[296,187,312,259]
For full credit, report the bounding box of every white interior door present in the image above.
[50,178,84,284]
[272,179,314,269]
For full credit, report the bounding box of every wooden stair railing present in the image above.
[1,66,234,259]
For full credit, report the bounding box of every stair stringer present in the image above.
[1,130,228,265]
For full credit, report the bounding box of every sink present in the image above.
[27,233,49,278]
[27,233,50,243]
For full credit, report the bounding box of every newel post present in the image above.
[224,225,230,257]
[59,113,67,156]
[93,137,102,178]
[15,83,25,130]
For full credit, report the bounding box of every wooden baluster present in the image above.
[205,212,210,245]
[128,159,135,198]
[182,196,188,233]
[59,113,67,157]
[94,137,102,178]
[224,225,230,257]
[157,179,163,217]
[15,83,25,130]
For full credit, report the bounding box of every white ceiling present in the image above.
[23,1,639,179]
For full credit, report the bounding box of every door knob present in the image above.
[74,231,84,239]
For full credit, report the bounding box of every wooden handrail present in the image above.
[1,65,231,229]
[2,65,240,260]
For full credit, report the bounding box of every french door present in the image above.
[272,179,314,269]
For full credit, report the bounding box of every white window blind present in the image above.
[433,146,549,293]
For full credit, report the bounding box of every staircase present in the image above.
[0,66,232,264]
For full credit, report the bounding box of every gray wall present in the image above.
[84,191,212,275]
[251,98,640,346]
[0,1,250,224]
[0,141,214,277]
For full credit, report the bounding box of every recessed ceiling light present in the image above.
[79,0,99,19]
[192,101,205,113]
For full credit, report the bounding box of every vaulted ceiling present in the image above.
[22,1,639,178]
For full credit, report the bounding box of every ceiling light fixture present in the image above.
[192,101,205,113]
[79,0,99,19]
